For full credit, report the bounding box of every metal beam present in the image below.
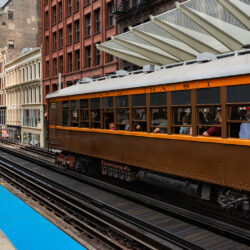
[150,15,221,54]
[217,0,250,30]
[176,2,244,51]
[129,26,197,61]
[111,36,179,65]
[96,44,156,66]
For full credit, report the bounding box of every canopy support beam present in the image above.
[176,2,243,51]
[150,15,220,54]
[128,26,197,61]
[111,36,179,65]
[96,44,156,66]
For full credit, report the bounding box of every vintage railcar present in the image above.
[47,51,250,211]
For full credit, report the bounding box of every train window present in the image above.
[150,93,167,133]
[80,99,88,108]
[151,108,167,133]
[227,105,250,139]
[103,97,114,129]
[172,107,192,134]
[197,88,220,104]
[197,106,221,136]
[80,99,89,128]
[62,101,69,126]
[171,90,191,105]
[91,98,100,108]
[227,85,250,103]
[49,102,56,125]
[132,94,147,132]
[132,94,146,106]
[117,96,129,130]
[117,95,128,107]
[102,97,113,108]
[70,100,79,127]
[91,98,100,128]
[150,92,166,106]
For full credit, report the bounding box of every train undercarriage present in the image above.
[55,151,249,215]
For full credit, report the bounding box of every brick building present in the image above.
[42,0,118,103]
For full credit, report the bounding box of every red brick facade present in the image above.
[42,0,118,103]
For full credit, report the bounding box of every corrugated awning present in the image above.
[97,0,250,66]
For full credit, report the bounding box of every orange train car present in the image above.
[47,50,250,212]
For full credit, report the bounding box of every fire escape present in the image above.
[115,0,151,26]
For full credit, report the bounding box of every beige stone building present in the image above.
[5,48,44,147]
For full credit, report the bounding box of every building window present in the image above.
[46,36,49,53]
[107,53,114,63]
[22,69,25,82]
[75,50,80,70]
[46,61,50,77]
[53,58,57,75]
[59,2,63,21]
[85,0,90,5]
[38,62,41,78]
[68,53,72,72]
[67,0,72,16]
[59,29,63,48]
[8,40,14,49]
[85,14,91,36]
[94,8,100,33]
[75,0,79,11]
[45,11,49,29]
[59,56,63,73]
[53,32,57,51]
[8,11,13,20]
[30,65,32,80]
[67,24,72,44]
[30,88,33,103]
[86,46,91,68]
[95,43,101,65]
[34,64,36,79]
[23,109,40,128]
[39,86,42,103]
[75,20,80,41]
[107,1,114,27]
[53,6,57,24]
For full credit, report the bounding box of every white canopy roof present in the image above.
[97,0,250,66]
[47,51,250,99]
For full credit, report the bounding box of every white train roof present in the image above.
[47,51,250,100]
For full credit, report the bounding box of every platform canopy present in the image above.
[97,0,250,66]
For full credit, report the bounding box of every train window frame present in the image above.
[132,94,147,132]
[62,101,70,127]
[116,95,129,130]
[70,100,79,127]
[102,97,114,129]
[171,106,192,135]
[226,103,250,139]
[90,98,101,128]
[150,92,167,133]
[80,99,90,128]
[196,104,222,136]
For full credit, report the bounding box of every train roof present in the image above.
[46,51,250,100]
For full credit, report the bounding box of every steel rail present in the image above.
[0,157,187,250]
[0,145,249,247]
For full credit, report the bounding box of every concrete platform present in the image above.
[0,184,86,250]
[0,230,16,250]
